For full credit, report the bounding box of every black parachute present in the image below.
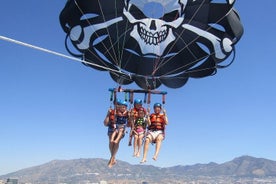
[59,0,243,89]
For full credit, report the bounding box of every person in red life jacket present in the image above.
[132,107,149,157]
[140,103,168,163]
[103,100,130,168]
[128,99,144,146]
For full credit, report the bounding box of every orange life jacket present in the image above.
[149,113,165,131]
[131,107,139,120]
[109,109,116,123]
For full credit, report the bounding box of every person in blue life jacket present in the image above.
[103,100,130,168]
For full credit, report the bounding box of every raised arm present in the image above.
[163,109,168,125]
[103,109,112,126]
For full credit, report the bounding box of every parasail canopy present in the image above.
[59,0,243,90]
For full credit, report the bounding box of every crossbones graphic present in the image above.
[60,0,243,89]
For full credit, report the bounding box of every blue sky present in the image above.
[1,0,276,175]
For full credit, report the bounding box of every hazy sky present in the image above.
[1,1,276,175]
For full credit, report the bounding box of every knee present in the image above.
[156,136,163,142]
[145,137,151,144]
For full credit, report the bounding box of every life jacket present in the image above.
[109,109,116,123]
[135,117,147,129]
[131,107,139,120]
[108,109,116,129]
[116,110,129,125]
[149,113,165,131]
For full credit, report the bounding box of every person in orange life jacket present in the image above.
[128,99,144,146]
[103,100,130,168]
[140,103,168,163]
[132,107,149,157]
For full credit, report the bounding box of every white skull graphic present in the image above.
[124,0,187,56]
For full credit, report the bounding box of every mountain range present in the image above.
[1,155,276,184]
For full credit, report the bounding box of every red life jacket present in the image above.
[109,109,116,123]
[149,113,165,131]
[131,107,139,120]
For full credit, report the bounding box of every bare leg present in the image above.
[112,142,120,158]
[133,134,138,156]
[108,131,120,168]
[113,129,123,143]
[107,134,114,168]
[108,138,121,168]
[112,138,121,164]
[136,134,144,157]
[110,131,117,143]
[108,157,114,168]
[140,137,151,163]
[153,134,163,161]
[108,134,113,154]
[128,133,133,146]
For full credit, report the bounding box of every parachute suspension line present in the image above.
[143,92,151,111]
[147,90,151,108]
[64,30,110,71]
[103,0,123,67]
[73,0,120,67]
[157,33,207,76]
[155,6,235,77]
[115,0,122,69]
[120,24,133,70]
[109,90,114,109]
[143,76,156,90]
[97,0,120,66]
[152,0,171,76]
[0,35,125,75]
[108,88,117,113]
[155,7,166,75]
[110,4,131,70]
[114,0,131,70]
[152,0,207,73]
[71,0,113,67]
[152,57,161,76]
[108,87,167,113]
[143,93,147,104]
[162,93,166,109]
[129,91,134,104]
[124,91,128,103]
[125,91,134,111]
[129,91,134,111]
[156,1,223,71]
[157,29,235,78]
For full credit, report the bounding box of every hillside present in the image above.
[1,156,276,183]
